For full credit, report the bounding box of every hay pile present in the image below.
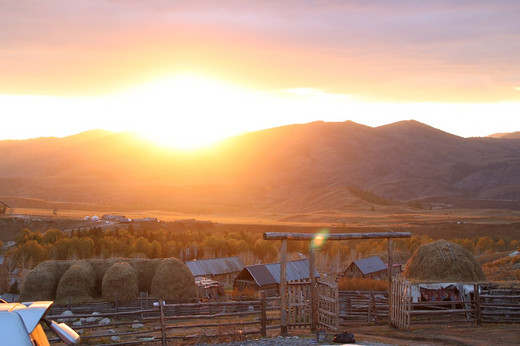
[21,257,197,304]
[404,240,486,282]
[90,258,119,297]
[102,261,139,303]
[20,260,72,301]
[55,261,96,304]
[130,258,162,293]
[151,258,197,302]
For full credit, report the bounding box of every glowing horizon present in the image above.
[2,73,520,150]
[1,2,520,148]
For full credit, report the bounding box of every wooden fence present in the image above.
[340,290,389,326]
[46,282,520,343]
[48,293,281,345]
[389,277,520,330]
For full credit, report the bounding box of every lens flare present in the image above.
[311,230,329,249]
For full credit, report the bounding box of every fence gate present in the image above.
[317,276,339,332]
[389,273,412,330]
[287,280,311,328]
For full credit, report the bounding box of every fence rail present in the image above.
[45,282,520,343]
[48,295,281,345]
[389,278,520,330]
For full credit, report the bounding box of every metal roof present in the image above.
[185,257,244,277]
[353,256,387,275]
[244,259,319,287]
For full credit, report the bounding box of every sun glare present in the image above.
[117,74,257,150]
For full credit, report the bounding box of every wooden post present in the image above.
[387,238,393,324]
[159,300,167,346]
[261,291,267,338]
[368,291,372,325]
[309,240,317,332]
[474,284,481,326]
[280,238,288,336]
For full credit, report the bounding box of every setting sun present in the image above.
[114,74,258,150]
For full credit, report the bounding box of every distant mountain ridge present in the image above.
[2,120,520,212]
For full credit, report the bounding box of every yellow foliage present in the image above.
[337,277,388,291]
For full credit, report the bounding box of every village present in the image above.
[2,218,517,345]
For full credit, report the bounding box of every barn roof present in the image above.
[243,259,319,287]
[185,257,244,277]
[353,256,387,275]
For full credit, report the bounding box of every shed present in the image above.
[344,256,387,280]
[233,259,319,296]
[195,278,224,300]
[185,257,244,284]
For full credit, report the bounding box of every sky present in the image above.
[1,1,520,148]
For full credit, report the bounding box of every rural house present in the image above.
[343,256,389,280]
[102,214,131,222]
[185,257,244,285]
[233,259,319,296]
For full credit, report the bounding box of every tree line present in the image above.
[3,225,517,274]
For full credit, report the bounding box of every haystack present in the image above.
[20,260,73,301]
[102,261,139,303]
[404,240,486,282]
[55,261,96,304]
[130,258,162,293]
[90,258,119,297]
[150,258,197,302]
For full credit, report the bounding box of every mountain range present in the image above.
[2,120,520,213]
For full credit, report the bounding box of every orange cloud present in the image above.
[0,1,519,103]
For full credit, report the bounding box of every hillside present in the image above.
[2,120,520,213]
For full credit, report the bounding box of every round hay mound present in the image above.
[150,258,197,302]
[102,261,139,303]
[55,261,96,304]
[404,240,486,282]
[130,258,162,293]
[90,258,119,297]
[20,260,73,301]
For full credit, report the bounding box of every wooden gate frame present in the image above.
[264,231,411,335]
[389,273,412,330]
[287,280,311,328]
[316,276,339,332]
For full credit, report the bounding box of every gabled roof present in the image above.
[186,257,244,277]
[244,259,319,287]
[353,256,387,275]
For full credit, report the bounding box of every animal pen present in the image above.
[390,275,520,330]
[262,231,412,335]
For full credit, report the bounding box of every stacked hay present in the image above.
[404,240,486,282]
[55,261,96,304]
[91,258,119,297]
[130,258,162,293]
[20,260,72,301]
[150,258,197,302]
[102,261,139,303]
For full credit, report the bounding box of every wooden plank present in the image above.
[159,300,167,346]
[264,232,411,241]
[280,238,288,336]
[261,291,267,338]
[387,237,393,324]
[309,240,316,332]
